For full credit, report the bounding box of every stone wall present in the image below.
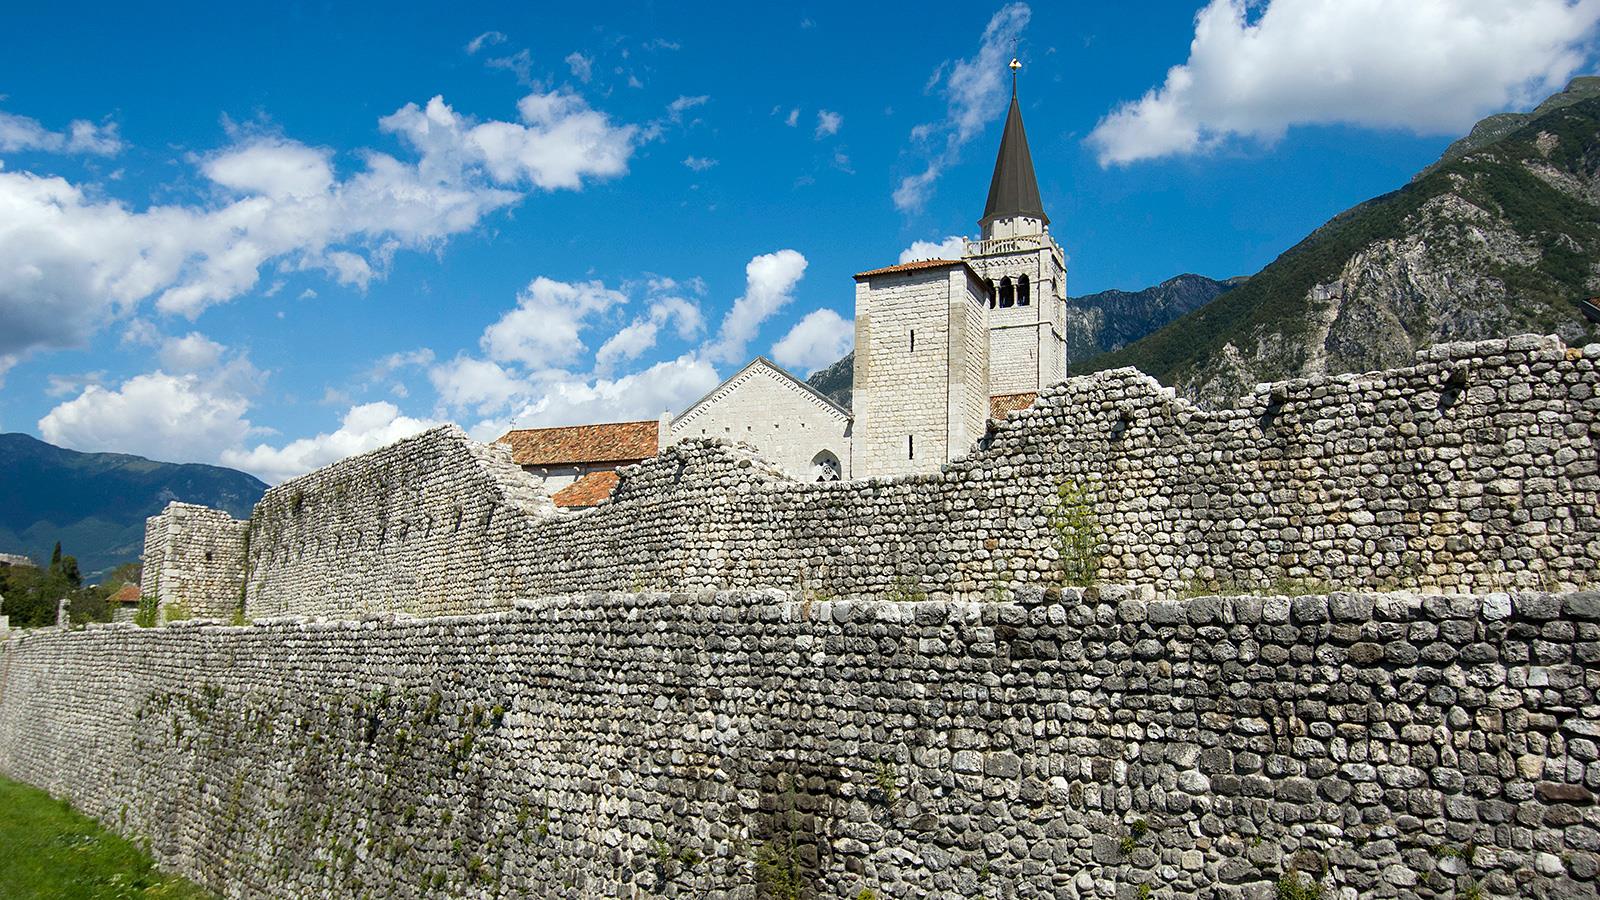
[3,586,1598,899]
[242,425,556,619]
[141,502,249,620]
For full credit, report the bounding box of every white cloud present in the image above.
[894,3,1030,212]
[0,109,122,155]
[380,91,638,191]
[1088,0,1600,166]
[683,155,718,171]
[428,355,528,415]
[500,354,720,430]
[703,249,808,365]
[594,294,704,373]
[815,110,843,139]
[565,52,594,83]
[784,108,800,128]
[0,88,646,361]
[899,236,968,263]
[465,31,507,55]
[480,276,629,369]
[222,402,439,484]
[39,372,252,465]
[667,95,710,123]
[771,309,854,375]
[159,332,226,372]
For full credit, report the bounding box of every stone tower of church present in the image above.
[962,75,1067,396]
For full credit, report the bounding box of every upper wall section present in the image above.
[522,334,1599,601]
[243,426,557,619]
[176,334,1600,617]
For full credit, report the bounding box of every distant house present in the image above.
[495,420,662,509]
[0,553,36,569]
[108,583,142,623]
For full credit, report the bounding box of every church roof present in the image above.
[980,89,1048,227]
[496,420,659,467]
[108,583,142,604]
[853,258,982,281]
[550,470,621,508]
[989,392,1038,419]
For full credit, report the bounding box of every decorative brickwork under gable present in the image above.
[550,471,620,508]
[496,420,659,467]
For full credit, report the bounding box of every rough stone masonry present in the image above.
[1,587,1599,899]
[1,334,1599,898]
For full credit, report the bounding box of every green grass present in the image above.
[0,775,214,899]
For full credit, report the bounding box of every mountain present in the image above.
[804,274,1239,409]
[1064,274,1241,364]
[0,434,267,579]
[1075,78,1600,405]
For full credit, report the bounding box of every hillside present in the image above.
[805,274,1237,409]
[0,434,266,579]
[1075,79,1600,405]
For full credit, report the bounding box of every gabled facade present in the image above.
[668,357,852,480]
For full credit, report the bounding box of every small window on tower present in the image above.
[910,329,916,352]
[999,276,1014,308]
[986,279,996,308]
[1018,274,1030,306]
[908,434,914,459]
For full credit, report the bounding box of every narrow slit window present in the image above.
[987,279,997,308]
[908,434,914,459]
[910,329,916,352]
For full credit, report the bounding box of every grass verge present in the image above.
[0,774,213,899]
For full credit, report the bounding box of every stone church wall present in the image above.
[141,503,249,620]
[242,425,556,619]
[2,586,1597,899]
[668,361,852,480]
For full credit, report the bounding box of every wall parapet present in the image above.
[2,585,1597,898]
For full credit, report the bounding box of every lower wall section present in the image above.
[2,588,1598,899]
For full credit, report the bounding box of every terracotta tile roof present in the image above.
[854,258,977,280]
[990,392,1038,419]
[496,420,659,466]
[550,470,621,508]
[108,583,142,604]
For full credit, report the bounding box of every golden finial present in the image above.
[1009,57,1021,95]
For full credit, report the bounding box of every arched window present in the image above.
[811,450,841,482]
[1018,274,1030,306]
[999,276,1014,308]
[986,279,997,308]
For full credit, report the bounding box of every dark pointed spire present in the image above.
[980,62,1048,228]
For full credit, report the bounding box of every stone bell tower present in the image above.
[962,60,1067,396]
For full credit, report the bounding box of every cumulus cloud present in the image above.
[39,372,253,465]
[479,276,629,369]
[899,235,968,263]
[565,52,594,83]
[222,402,439,484]
[595,294,705,373]
[428,355,528,415]
[380,91,638,190]
[894,3,1030,212]
[703,249,809,365]
[814,110,842,139]
[0,89,642,363]
[1088,0,1600,166]
[771,309,853,375]
[0,109,122,155]
[158,332,226,372]
[496,354,720,431]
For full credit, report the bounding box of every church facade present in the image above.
[499,73,1068,497]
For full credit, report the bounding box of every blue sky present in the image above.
[1,0,1596,482]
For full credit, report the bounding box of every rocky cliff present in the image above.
[1077,79,1600,406]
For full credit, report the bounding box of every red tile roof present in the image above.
[990,392,1038,419]
[497,421,659,466]
[550,470,621,508]
[854,258,975,280]
[108,583,142,604]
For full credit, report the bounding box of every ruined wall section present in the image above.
[243,425,557,619]
[522,334,1600,600]
[140,503,248,620]
[2,587,1598,899]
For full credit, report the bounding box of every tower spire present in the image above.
[981,58,1047,230]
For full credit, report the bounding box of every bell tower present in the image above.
[962,60,1067,396]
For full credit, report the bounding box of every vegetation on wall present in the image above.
[0,544,139,627]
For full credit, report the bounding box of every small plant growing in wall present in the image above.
[133,594,159,628]
[162,601,192,623]
[870,757,899,805]
[885,576,928,603]
[1275,867,1324,900]
[1050,478,1102,587]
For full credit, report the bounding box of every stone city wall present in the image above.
[2,587,1598,899]
[224,334,1600,620]
[242,426,555,620]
